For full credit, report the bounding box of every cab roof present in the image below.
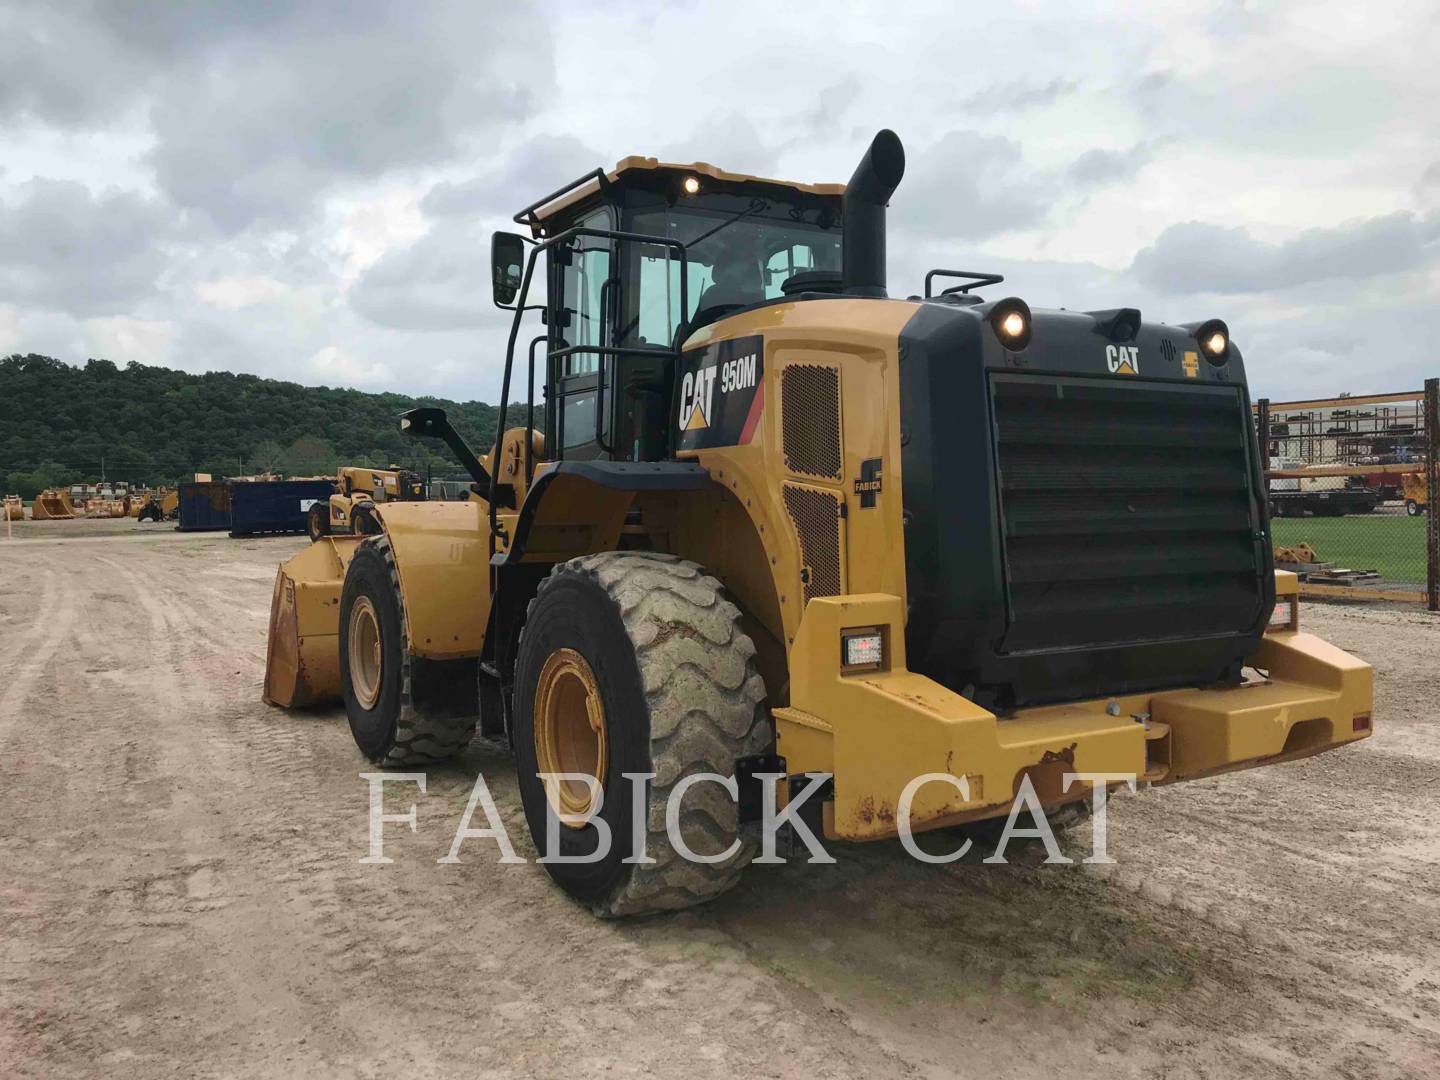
[519,156,845,234]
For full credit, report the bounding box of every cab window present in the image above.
[624,206,839,347]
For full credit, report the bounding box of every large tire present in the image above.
[338,536,477,766]
[512,552,769,917]
[1406,499,1422,517]
[307,502,330,542]
[351,502,382,536]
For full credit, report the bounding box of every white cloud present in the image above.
[307,344,392,387]
[82,316,178,366]
[194,275,294,311]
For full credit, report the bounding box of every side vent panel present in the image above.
[783,483,844,603]
[781,364,843,479]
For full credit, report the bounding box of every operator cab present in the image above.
[492,159,844,462]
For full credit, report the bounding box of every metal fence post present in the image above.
[1257,397,1271,521]
[1426,378,1439,612]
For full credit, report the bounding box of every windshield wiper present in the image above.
[684,198,769,250]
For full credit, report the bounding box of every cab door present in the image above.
[549,208,615,461]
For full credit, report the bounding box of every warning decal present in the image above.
[676,335,764,451]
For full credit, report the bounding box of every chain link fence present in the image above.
[1256,378,1439,609]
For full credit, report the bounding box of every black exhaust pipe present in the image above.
[843,129,906,297]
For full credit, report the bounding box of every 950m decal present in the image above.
[676,334,764,450]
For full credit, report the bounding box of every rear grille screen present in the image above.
[991,375,1262,653]
[784,483,844,602]
[781,364,843,479]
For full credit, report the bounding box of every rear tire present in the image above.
[339,536,477,766]
[307,502,330,541]
[1406,499,1422,517]
[512,552,769,917]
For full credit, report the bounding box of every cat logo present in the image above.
[679,366,717,431]
[676,336,765,450]
[1105,344,1140,375]
[1181,350,1200,378]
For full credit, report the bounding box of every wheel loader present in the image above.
[265,130,1374,916]
[305,465,426,542]
[1401,469,1430,516]
[136,488,179,523]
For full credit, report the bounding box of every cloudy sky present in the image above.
[2,0,1437,403]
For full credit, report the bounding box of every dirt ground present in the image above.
[1,519,1436,1079]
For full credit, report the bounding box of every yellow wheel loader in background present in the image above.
[305,465,427,542]
[1401,469,1430,516]
[265,131,1373,916]
[3,495,22,521]
[136,488,179,523]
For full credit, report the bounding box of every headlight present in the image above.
[682,175,701,195]
[989,298,1032,351]
[1195,319,1230,364]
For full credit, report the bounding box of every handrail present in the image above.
[525,335,545,488]
[513,168,607,230]
[923,269,1004,297]
[489,224,691,558]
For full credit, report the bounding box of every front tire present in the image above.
[512,552,769,917]
[338,536,477,766]
[1406,499,1422,517]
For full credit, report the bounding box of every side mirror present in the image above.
[492,231,526,307]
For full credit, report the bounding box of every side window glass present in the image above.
[560,211,612,376]
[636,253,712,346]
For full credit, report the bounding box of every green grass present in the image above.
[1271,512,1429,584]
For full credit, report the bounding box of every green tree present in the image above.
[251,439,286,474]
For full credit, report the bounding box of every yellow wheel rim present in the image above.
[533,648,607,827]
[348,596,383,710]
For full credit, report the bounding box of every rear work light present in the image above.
[1266,595,1299,633]
[841,627,887,673]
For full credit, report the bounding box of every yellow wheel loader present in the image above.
[3,495,22,521]
[136,488,178,523]
[265,131,1374,916]
[305,465,427,542]
[1401,469,1430,516]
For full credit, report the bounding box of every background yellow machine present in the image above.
[1401,469,1430,516]
[305,465,426,541]
[136,488,178,522]
[30,489,75,520]
[265,131,1373,916]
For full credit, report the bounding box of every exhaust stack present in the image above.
[843,129,906,297]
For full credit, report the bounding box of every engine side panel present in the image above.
[675,299,917,647]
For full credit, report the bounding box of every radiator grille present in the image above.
[991,375,1262,653]
[783,483,843,602]
[781,364,842,478]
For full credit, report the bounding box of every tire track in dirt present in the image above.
[0,567,77,749]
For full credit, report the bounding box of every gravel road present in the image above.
[1,520,1436,1078]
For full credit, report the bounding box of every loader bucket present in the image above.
[31,490,75,520]
[263,536,362,708]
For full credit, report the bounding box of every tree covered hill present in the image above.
[0,354,519,498]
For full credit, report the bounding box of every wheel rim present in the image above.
[533,648,607,827]
[348,596,383,710]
